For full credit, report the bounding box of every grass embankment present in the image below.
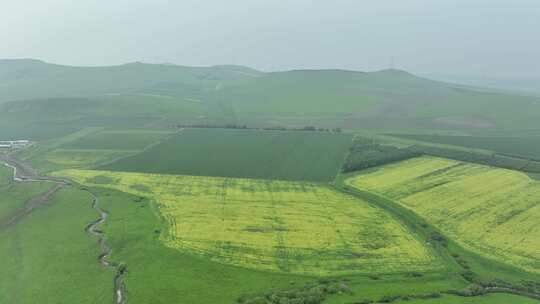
[57,169,439,276]
[0,186,113,303]
[345,157,540,274]
[100,128,352,182]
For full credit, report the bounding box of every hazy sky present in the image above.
[1,0,539,77]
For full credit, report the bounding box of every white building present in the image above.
[0,140,31,148]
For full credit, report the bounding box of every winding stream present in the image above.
[1,154,126,303]
[85,191,126,304]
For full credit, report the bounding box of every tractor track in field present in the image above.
[1,153,126,304]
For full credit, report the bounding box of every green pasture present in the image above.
[0,166,54,222]
[0,186,113,303]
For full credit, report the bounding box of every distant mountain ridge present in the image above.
[1,59,540,135]
[0,59,262,102]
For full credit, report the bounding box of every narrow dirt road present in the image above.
[1,153,126,303]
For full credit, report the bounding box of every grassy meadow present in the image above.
[346,157,540,274]
[0,166,54,222]
[61,129,173,150]
[0,186,113,303]
[101,128,352,182]
[56,169,440,276]
[18,128,174,173]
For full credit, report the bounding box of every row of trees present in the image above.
[342,141,420,173]
[342,137,540,174]
[175,123,342,133]
[409,145,540,173]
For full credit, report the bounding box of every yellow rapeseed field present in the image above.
[346,156,540,273]
[56,169,440,275]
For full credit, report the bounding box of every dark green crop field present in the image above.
[396,134,540,160]
[100,128,352,181]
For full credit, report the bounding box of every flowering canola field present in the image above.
[346,156,540,273]
[57,169,440,275]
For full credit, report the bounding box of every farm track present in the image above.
[0,153,126,304]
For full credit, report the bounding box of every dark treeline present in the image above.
[175,124,342,133]
[342,138,421,173]
[342,137,540,174]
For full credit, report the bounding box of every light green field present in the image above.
[20,128,174,173]
[346,156,540,273]
[61,129,173,150]
[0,186,113,303]
[0,166,54,222]
[56,169,441,275]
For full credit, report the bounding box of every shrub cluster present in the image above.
[351,292,441,304]
[238,279,351,304]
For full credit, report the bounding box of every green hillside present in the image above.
[2,60,540,138]
[0,59,260,102]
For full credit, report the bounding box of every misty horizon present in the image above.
[2,0,540,79]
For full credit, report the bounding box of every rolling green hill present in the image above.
[2,59,540,139]
[0,59,260,102]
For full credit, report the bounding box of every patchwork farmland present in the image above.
[2,58,540,304]
[57,169,441,275]
[346,156,540,273]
